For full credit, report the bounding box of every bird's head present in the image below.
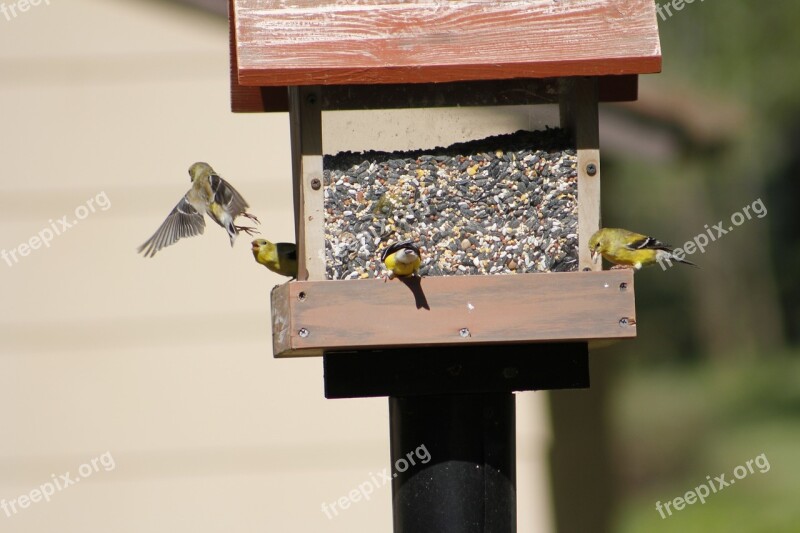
[251,238,268,252]
[587,229,607,264]
[188,162,213,183]
[396,247,419,264]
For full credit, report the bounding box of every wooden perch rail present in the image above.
[271,270,636,357]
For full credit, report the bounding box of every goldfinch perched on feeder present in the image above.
[381,240,422,280]
[138,162,259,257]
[251,239,298,279]
[588,228,697,270]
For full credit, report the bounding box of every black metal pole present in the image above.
[389,393,516,533]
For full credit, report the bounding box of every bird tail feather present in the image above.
[226,220,237,246]
[672,255,698,268]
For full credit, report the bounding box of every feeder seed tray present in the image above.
[324,129,579,280]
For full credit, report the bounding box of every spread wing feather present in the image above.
[138,196,205,258]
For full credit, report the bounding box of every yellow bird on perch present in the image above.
[588,228,697,270]
[251,239,298,279]
[381,241,422,281]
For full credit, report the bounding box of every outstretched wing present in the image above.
[208,173,250,218]
[138,196,205,258]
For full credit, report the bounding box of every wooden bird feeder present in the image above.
[229,1,660,531]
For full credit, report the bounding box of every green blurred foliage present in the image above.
[605,2,800,531]
[604,0,800,361]
[613,352,800,532]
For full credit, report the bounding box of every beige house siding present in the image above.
[0,1,553,531]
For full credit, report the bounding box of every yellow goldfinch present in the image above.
[381,240,421,280]
[251,239,298,279]
[588,228,697,270]
[138,162,259,257]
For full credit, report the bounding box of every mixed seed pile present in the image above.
[323,129,579,280]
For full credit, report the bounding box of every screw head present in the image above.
[586,163,597,176]
[502,367,519,379]
[447,364,462,376]
[310,178,321,190]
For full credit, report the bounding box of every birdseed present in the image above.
[323,129,578,280]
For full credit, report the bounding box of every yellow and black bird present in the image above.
[138,162,259,257]
[381,240,422,280]
[380,240,428,309]
[251,239,298,279]
[588,228,697,270]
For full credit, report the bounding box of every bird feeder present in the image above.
[229,0,660,531]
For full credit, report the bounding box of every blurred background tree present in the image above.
[605,0,800,362]
[595,1,800,531]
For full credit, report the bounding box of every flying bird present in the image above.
[588,228,697,270]
[138,162,259,257]
[251,239,298,279]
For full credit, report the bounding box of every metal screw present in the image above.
[586,163,597,176]
[459,328,471,338]
[298,291,307,301]
[502,367,519,379]
[298,328,309,338]
[310,178,321,190]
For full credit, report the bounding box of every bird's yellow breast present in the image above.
[602,247,657,268]
[385,253,420,276]
[255,244,298,278]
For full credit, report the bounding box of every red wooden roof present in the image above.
[229,0,661,111]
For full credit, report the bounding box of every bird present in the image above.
[381,240,422,280]
[588,228,697,270]
[138,162,259,257]
[251,239,298,279]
